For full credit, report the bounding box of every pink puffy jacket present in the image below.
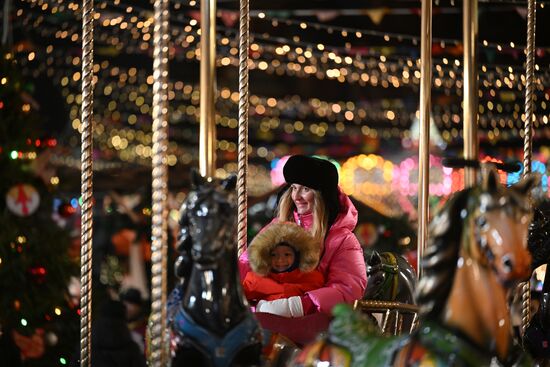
[239,189,367,315]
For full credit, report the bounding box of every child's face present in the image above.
[270,245,296,272]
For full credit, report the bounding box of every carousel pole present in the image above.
[199,0,217,178]
[79,0,94,364]
[149,0,170,364]
[521,0,537,337]
[2,0,11,46]
[237,0,250,256]
[463,0,479,188]
[416,0,432,279]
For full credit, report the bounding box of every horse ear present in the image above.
[481,167,499,192]
[369,251,381,265]
[176,217,191,250]
[191,169,207,189]
[513,173,540,196]
[221,174,237,191]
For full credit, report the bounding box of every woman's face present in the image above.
[290,184,315,215]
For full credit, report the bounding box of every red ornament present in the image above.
[6,184,40,216]
[58,202,76,218]
[29,266,47,283]
[12,329,45,359]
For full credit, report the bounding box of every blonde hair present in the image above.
[276,188,329,243]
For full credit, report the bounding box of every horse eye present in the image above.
[178,215,189,227]
[478,217,488,230]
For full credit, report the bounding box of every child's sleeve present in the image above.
[286,270,325,295]
[242,272,286,302]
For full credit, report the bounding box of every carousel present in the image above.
[2,0,550,366]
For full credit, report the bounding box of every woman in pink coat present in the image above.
[239,155,367,343]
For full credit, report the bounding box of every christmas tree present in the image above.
[0,49,79,366]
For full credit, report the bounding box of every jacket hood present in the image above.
[248,222,321,276]
[329,188,358,232]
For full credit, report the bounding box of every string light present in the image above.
[256,13,550,55]
[12,0,550,168]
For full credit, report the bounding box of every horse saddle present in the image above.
[172,307,261,366]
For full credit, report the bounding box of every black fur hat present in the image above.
[283,155,340,228]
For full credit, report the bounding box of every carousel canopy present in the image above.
[3,0,550,192]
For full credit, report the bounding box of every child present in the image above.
[242,222,325,303]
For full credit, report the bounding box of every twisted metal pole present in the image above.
[79,0,94,365]
[521,0,537,337]
[149,0,170,364]
[237,0,250,256]
[522,0,536,178]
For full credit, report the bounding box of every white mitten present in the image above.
[287,296,304,317]
[255,300,266,311]
[255,296,304,318]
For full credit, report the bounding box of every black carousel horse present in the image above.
[527,202,550,271]
[364,251,416,305]
[168,171,263,367]
[292,168,538,367]
[524,201,550,363]
[361,251,417,334]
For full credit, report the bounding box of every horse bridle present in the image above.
[471,191,530,276]
[370,252,399,301]
[187,191,236,264]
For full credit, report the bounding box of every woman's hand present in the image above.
[256,296,304,317]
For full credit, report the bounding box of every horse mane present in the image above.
[416,188,472,320]
[528,205,550,270]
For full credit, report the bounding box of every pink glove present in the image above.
[256,296,304,318]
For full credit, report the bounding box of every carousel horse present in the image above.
[361,251,417,334]
[292,168,537,367]
[168,171,263,367]
[524,203,550,362]
[527,203,550,271]
[364,251,416,305]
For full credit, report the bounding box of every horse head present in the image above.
[176,171,237,271]
[468,169,537,285]
[365,251,398,300]
[527,205,550,271]
[364,250,417,303]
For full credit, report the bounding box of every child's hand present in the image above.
[255,296,304,318]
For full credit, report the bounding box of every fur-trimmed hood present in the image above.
[248,222,321,276]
